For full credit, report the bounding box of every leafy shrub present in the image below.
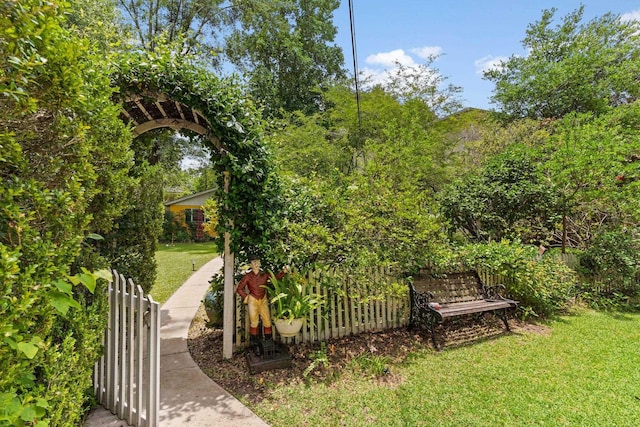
[1,1,131,424]
[161,211,191,243]
[576,229,640,311]
[98,163,163,293]
[455,240,577,318]
[204,274,223,327]
[272,173,448,272]
[578,229,640,292]
[438,147,561,244]
[266,271,324,322]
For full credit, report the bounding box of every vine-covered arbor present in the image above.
[113,53,280,359]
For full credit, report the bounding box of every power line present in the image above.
[348,0,362,134]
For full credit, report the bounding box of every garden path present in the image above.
[84,257,268,427]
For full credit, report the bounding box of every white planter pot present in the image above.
[274,318,304,337]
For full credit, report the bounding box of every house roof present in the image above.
[164,188,216,207]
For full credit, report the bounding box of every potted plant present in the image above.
[266,270,324,337]
[203,273,223,327]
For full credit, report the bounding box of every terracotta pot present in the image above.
[274,318,304,337]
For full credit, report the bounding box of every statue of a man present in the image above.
[235,257,288,356]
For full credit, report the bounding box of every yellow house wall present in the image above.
[167,204,216,237]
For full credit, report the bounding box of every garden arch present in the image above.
[113,54,278,359]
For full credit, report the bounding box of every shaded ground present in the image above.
[187,305,547,404]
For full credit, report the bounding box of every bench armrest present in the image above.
[408,280,434,299]
[484,284,507,300]
[408,279,435,310]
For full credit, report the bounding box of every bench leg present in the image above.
[408,304,417,330]
[423,313,440,350]
[408,307,443,349]
[429,322,439,349]
[495,309,511,331]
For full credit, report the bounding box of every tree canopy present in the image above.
[225,0,346,117]
[117,0,231,63]
[439,146,560,244]
[485,6,640,120]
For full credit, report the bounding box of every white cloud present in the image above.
[621,9,640,22]
[360,47,445,95]
[474,55,509,75]
[410,46,443,59]
[365,49,416,68]
[359,66,392,87]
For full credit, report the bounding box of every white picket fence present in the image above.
[232,265,528,347]
[93,270,160,427]
[234,266,412,346]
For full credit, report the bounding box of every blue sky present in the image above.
[331,1,640,110]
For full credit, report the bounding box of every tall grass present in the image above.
[251,310,640,426]
[151,242,218,304]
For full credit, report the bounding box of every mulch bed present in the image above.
[187,305,545,404]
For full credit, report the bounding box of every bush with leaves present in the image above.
[439,146,561,244]
[98,162,163,292]
[1,0,132,424]
[160,211,191,243]
[578,229,640,299]
[453,240,577,318]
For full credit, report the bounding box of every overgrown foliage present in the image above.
[454,241,577,318]
[485,6,640,120]
[1,0,132,423]
[541,106,640,249]
[271,81,455,272]
[439,146,561,244]
[99,162,164,292]
[578,229,640,304]
[225,0,346,117]
[111,48,284,263]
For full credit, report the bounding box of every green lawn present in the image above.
[151,242,219,304]
[251,310,640,427]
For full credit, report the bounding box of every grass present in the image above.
[250,309,640,427]
[150,242,219,304]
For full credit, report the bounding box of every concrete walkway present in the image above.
[84,257,269,427]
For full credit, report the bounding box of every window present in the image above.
[184,209,204,224]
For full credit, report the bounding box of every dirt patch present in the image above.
[511,320,551,336]
[187,305,547,403]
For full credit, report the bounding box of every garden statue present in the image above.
[236,257,288,357]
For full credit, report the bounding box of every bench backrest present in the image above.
[412,271,484,304]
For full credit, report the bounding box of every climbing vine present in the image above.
[111,49,285,262]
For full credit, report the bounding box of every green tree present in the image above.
[273,110,354,178]
[541,105,640,250]
[99,162,164,292]
[326,85,405,170]
[438,113,549,175]
[439,146,561,244]
[485,6,640,120]
[67,0,125,51]
[382,59,463,117]
[117,0,231,62]
[271,79,455,270]
[225,0,345,117]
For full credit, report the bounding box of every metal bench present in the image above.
[408,270,518,349]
